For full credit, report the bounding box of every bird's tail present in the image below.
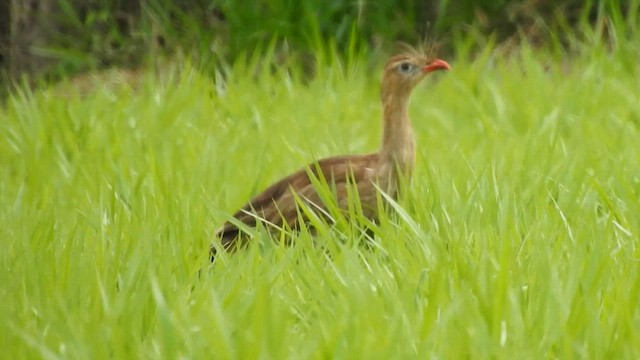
[210,228,241,262]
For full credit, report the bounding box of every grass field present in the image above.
[1,37,640,358]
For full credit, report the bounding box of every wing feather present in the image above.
[214,153,381,250]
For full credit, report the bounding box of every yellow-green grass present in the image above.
[1,40,639,358]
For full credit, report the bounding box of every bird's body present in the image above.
[216,153,383,251]
[211,52,450,258]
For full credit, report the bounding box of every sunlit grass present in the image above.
[1,38,640,358]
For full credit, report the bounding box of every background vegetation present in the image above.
[0,0,637,90]
[1,0,639,358]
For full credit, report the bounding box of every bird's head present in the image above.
[381,53,450,101]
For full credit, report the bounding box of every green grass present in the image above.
[1,39,640,358]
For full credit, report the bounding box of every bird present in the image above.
[210,51,450,260]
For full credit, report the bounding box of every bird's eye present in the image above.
[399,62,412,73]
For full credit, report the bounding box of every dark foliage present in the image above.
[0,0,636,89]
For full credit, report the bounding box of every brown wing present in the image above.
[213,153,381,252]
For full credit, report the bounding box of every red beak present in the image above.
[423,59,451,73]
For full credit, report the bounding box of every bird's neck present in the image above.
[380,92,415,177]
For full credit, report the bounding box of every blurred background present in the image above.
[0,0,636,92]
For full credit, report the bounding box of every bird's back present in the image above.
[213,153,384,252]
